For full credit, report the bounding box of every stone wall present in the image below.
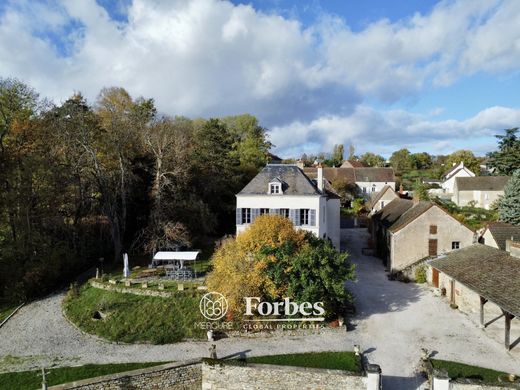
[201,360,367,390]
[90,280,173,298]
[48,360,202,390]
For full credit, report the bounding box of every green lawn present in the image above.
[244,352,362,373]
[63,285,206,344]
[0,362,167,390]
[432,359,516,384]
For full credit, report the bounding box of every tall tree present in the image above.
[410,152,432,170]
[348,143,355,160]
[446,150,480,175]
[498,171,520,225]
[360,152,385,167]
[331,144,344,166]
[487,128,520,175]
[389,148,412,175]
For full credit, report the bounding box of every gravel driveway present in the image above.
[1,228,519,390]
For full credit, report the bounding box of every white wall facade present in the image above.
[441,167,474,194]
[236,194,340,249]
[452,189,504,209]
[357,181,396,199]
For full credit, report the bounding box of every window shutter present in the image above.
[236,208,242,225]
[289,209,297,226]
[310,209,316,226]
[295,209,301,226]
[251,208,260,222]
[270,208,278,215]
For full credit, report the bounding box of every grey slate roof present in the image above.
[486,222,520,251]
[430,244,520,317]
[388,201,434,232]
[238,164,322,196]
[372,198,414,228]
[455,176,509,191]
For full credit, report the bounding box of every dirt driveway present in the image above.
[0,229,518,390]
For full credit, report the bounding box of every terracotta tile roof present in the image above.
[486,222,520,251]
[304,167,395,184]
[430,244,520,317]
[341,160,365,168]
[354,167,395,183]
[455,176,509,191]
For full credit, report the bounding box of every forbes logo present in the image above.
[244,297,325,319]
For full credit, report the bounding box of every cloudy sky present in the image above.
[1,0,520,157]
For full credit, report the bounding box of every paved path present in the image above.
[1,229,519,390]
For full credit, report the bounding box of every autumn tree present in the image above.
[331,144,344,166]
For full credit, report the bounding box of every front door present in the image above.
[432,268,439,288]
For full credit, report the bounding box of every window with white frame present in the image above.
[372,184,376,192]
[260,208,269,215]
[269,183,281,194]
[452,241,460,250]
[241,208,251,224]
[279,208,289,218]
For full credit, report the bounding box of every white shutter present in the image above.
[270,208,278,215]
[236,208,242,225]
[310,209,316,226]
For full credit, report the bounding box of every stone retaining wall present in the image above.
[90,280,173,298]
[48,360,202,390]
[201,360,367,390]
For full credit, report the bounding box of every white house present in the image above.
[368,185,399,215]
[452,176,509,209]
[236,164,341,249]
[441,162,475,194]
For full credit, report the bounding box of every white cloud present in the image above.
[270,106,520,157]
[0,0,520,154]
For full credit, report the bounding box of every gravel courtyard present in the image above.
[1,228,518,390]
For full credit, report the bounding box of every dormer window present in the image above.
[269,183,281,194]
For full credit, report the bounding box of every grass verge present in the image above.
[432,359,516,384]
[0,362,167,390]
[63,285,206,344]
[244,351,362,373]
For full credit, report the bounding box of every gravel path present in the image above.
[1,229,519,390]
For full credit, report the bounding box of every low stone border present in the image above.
[90,280,174,298]
[0,302,25,329]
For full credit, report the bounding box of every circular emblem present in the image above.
[200,292,228,320]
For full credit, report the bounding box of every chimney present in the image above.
[317,163,324,191]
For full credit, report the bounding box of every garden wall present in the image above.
[201,360,368,390]
[48,360,202,390]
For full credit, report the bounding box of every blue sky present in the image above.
[1,0,520,158]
